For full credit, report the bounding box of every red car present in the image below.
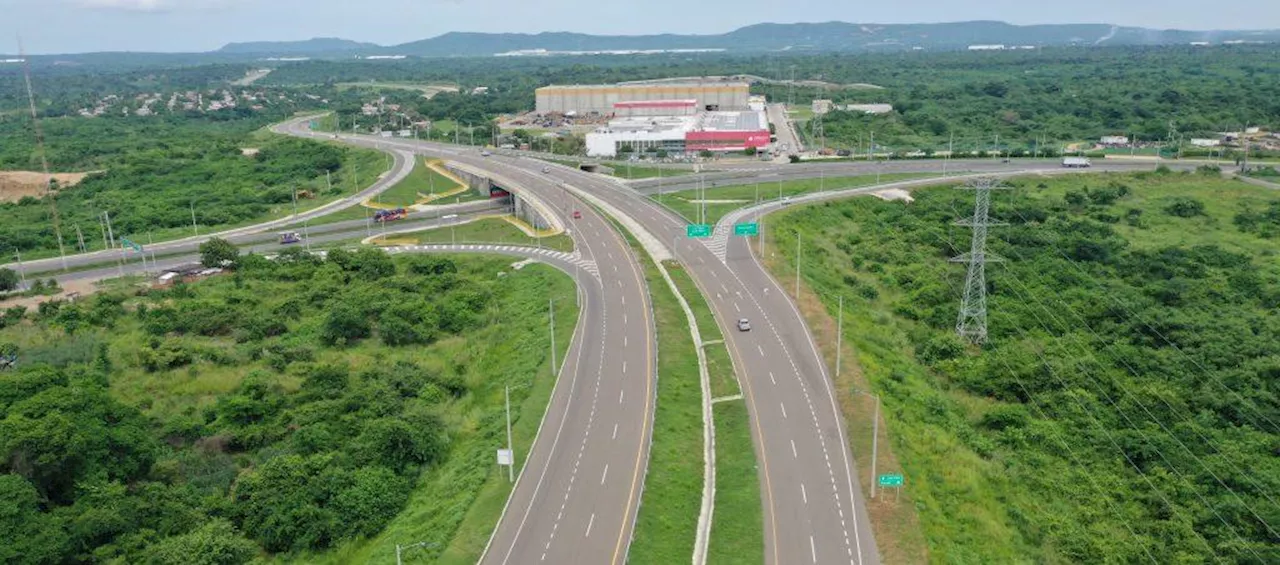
[572,210,582,219]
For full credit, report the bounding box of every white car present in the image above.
[737,318,751,332]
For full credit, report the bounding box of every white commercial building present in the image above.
[585,110,771,158]
[1190,138,1221,147]
[537,82,750,114]
[1100,135,1131,146]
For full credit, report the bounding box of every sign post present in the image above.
[686,224,712,238]
[733,222,759,237]
[878,473,904,502]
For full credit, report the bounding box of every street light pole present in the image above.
[794,232,801,298]
[836,295,843,377]
[505,385,515,483]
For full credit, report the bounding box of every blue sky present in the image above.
[2,0,1278,54]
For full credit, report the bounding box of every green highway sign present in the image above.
[686,224,712,238]
[878,473,904,487]
[120,238,143,253]
[734,222,759,237]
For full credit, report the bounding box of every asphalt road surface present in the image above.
[9,198,507,278]
[629,157,1199,196]
[276,119,660,565]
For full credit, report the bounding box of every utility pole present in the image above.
[14,251,25,287]
[505,385,515,483]
[836,295,843,377]
[104,211,123,279]
[190,201,198,235]
[950,178,1010,344]
[549,298,557,374]
[74,224,86,253]
[945,132,953,175]
[794,232,802,298]
[869,392,880,498]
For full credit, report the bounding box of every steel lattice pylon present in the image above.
[950,178,1010,344]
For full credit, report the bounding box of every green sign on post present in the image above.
[686,224,712,238]
[878,473,904,488]
[734,222,759,236]
[120,238,143,253]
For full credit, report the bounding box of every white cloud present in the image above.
[74,0,244,12]
[77,0,168,11]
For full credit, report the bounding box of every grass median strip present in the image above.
[708,401,764,565]
[627,241,704,564]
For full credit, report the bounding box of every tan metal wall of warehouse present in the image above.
[536,84,749,114]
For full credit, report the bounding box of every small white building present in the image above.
[968,44,1006,51]
[1190,138,1221,147]
[1100,136,1130,146]
[844,104,893,115]
[811,99,834,115]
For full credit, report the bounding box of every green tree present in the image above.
[0,473,69,564]
[142,520,258,565]
[199,237,240,269]
[0,268,18,292]
[320,303,370,345]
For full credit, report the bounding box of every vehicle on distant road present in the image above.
[374,208,408,222]
[1062,156,1092,168]
[278,232,302,245]
[572,210,582,219]
[542,166,550,173]
[737,318,751,332]
[781,196,792,206]
[481,150,492,157]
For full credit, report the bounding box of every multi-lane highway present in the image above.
[277,121,885,564]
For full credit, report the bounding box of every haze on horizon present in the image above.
[2,0,1279,54]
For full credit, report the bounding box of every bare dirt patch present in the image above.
[240,148,261,157]
[0,171,94,203]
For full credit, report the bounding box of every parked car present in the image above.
[737,318,751,332]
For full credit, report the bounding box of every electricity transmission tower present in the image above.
[811,112,825,151]
[950,178,1010,344]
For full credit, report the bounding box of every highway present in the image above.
[9,198,507,278]
[280,122,883,564]
[274,118,660,565]
[629,157,1198,196]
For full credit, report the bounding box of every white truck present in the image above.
[1062,156,1092,168]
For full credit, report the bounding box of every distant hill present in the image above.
[217,37,380,55]
[205,21,1280,58]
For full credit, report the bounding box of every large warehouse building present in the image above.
[585,109,771,157]
[536,82,750,114]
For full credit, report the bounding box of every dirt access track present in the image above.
[0,171,95,203]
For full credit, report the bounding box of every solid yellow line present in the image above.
[608,222,656,565]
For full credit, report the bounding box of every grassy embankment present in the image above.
[760,171,1280,563]
[655,173,938,225]
[276,259,579,564]
[373,217,575,253]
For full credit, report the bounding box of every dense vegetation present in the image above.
[258,46,1279,151]
[769,172,1280,562]
[0,249,571,563]
[0,114,383,258]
